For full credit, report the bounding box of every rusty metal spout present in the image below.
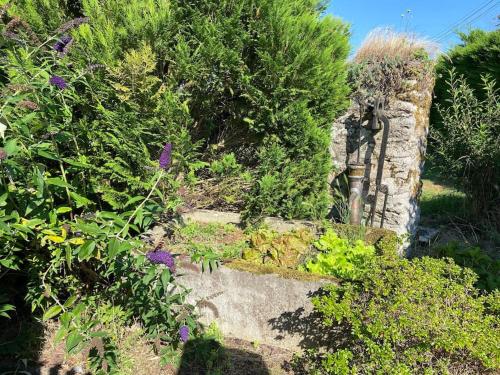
[348,163,365,226]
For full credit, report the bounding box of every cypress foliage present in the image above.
[435,29,500,102]
[10,0,350,219]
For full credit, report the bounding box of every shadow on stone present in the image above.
[268,290,350,352]
[178,337,270,375]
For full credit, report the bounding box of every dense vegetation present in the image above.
[430,28,500,225]
[300,255,499,374]
[434,29,499,101]
[7,0,350,220]
[0,0,349,371]
[1,1,498,373]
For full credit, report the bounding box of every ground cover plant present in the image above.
[300,229,375,280]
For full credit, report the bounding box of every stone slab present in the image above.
[178,258,334,352]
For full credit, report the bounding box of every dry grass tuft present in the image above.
[355,28,439,63]
[350,28,437,102]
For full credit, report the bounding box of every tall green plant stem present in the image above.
[116,170,164,238]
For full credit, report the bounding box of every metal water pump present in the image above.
[347,97,390,228]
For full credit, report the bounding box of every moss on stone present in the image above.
[225,259,338,283]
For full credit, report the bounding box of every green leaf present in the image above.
[161,268,171,291]
[66,331,84,354]
[4,139,18,155]
[70,192,93,208]
[46,177,72,188]
[124,196,145,207]
[43,305,62,321]
[142,268,156,284]
[37,149,59,160]
[78,240,96,261]
[65,244,72,270]
[63,295,77,308]
[56,206,73,214]
[108,238,131,258]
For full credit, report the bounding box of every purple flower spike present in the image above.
[159,143,172,170]
[49,76,67,90]
[53,35,73,56]
[53,35,72,52]
[179,325,189,343]
[146,250,175,272]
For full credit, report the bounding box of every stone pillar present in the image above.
[330,82,433,247]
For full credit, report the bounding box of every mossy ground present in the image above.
[169,219,399,281]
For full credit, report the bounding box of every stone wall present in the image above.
[330,83,433,244]
[178,258,334,351]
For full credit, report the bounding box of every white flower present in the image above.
[0,121,6,140]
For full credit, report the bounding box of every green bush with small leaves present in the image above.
[301,256,500,374]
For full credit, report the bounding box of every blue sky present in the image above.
[326,0,499,54]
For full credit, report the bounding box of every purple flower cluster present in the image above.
[49,76,67,90]
[53,35,73,56]
[179,325,189,343]
[159,143,172,169]
[146,250,175,272]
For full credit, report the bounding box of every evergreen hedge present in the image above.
[9,0,351,219]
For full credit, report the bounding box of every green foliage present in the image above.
[242,228,314,267]
[431,69,499,221]
[190,244,222,273]
[209,153,242,178]
[432,241,500,291]
[306,256,500,374]
[434,29,500,103]
[10,0,350,220]
[171,222,247,260]
[301,229,375,280]
[0,13,194,372]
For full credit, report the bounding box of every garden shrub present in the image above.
[0,10,195,371]
[431,70,499,223]
[430,28,500,225]
[431,241,500,291]
[434,29,499,103]
[300,256,500,374]
[9,0,350,220]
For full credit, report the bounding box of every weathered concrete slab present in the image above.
[178,257,335,352]
[180,209,242,226]
[180,209,318,234]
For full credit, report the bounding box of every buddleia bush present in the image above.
[9,0,350,220]
[0,9,195,371]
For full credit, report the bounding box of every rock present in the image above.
[177,257,335,351]
[417,226,439,244]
